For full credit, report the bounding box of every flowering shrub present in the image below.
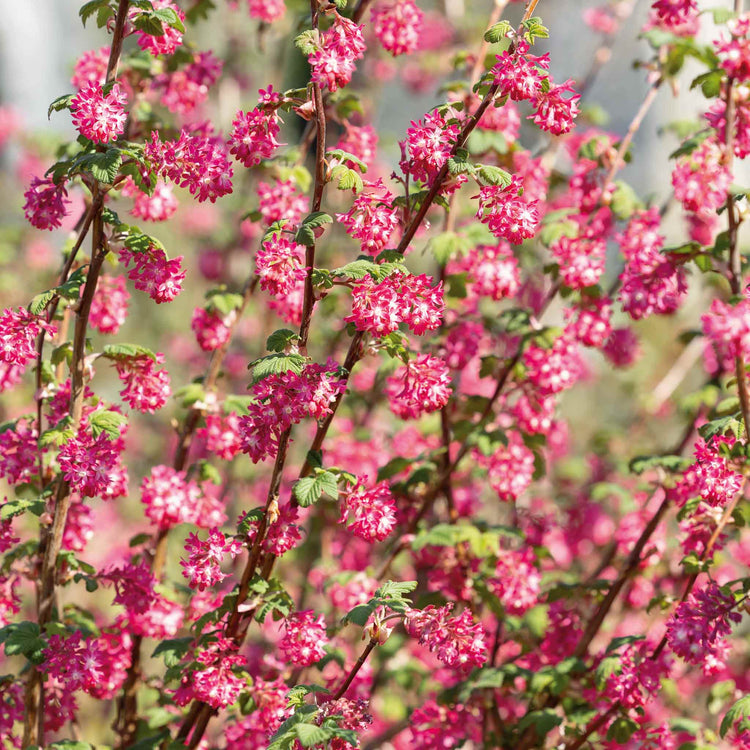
[4,0,750,748]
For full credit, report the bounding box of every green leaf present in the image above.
[0,621,46,663]
[83,148,123,184]
[79,0,113,26]
[428,231,471,266]
[605,635,646,653]
[607,716,639,743]
[691,69,724,98]
[89,410,128,439]
[609,180,642,220]
[101,343,157,361]
[295,723,332,747]
[250,353,306,384]
[476,165,512,187]
[206,291,244,317]
[125,731,172,750]
[48,94,75,120]
[330,164,364,193]
[629,454,691,475]
[153,7,185,32]
[29,291,56,316]
[292,472,339,508]
[295,212,333,246]
[517,709,563,739]
[267,329,299,353]
[152,637,193,668]
[670,130,711,160]
[699,416,744,442]
[483,20,512,43]
[0,497,46,520]
[326,148,367,172]
[185,0,215,23]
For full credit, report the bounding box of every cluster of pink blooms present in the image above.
[246,0,286,22]
[523,336,583,395]
[279,610,329,666]
[90,275,130,334]
[565,297,613,348]
[691,437,742,506]
[666,582,741,671]
[197,412,243,460]
[336,179,400,256]
[239,361,346,462]
[191,307,236,351]
[58,429,126,498]
[256,178,308,225]
[145,129,234,203]
[617,208,687,320]
[339,478,397,541]
[0,307,55,368]
[175,639,246,710]
[476,178,540,245]
[132,0,185,56]
[603,641,670,711]
[309,12,366,92]
[650,0,699,33]
[255,233,307,297]
[702,296,750,369]
[672,139,732,219]
[158,51,223,114]
[404,604,487,671]
[70,83,127,144]
[140,464,224,529]
[385,354,452,419]
[230,86,283,168]
[492,40,580,135]
[476,431,536,501]
[336,123,378,168]
[0,420,39,486]
[488,547,541,615]
[23,176,70,230]
[551,234,606,289]
[447,242,520,301]
[71,46,108,89]
[181,529,243,590]
[371,0,424,56]
[115,353,171,412]
[400,110,460,185]
[345,273,444,336]
[41,631,104,695]
[124,178,179,223]
[118,243,185,303]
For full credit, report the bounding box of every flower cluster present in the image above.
[339,479,397,541]
[400,110,460,185]
[115,353,171,412]
[181,529,243,590]
[345,273,444,336]
[336,180,400,256]
[229,86,283,168]
[385,354,452,419]
[191,307,237,352]
[308,13,366,92]
[371,0,424,56]
[90,275,130,334]
[239,362,346,462]
[0,307,56,367]
[58,429,127,499]
[23,177,70,230]
[118,243,185,303]
[476,178,540,245]
[70,83,127,144]
[279,610,329,666]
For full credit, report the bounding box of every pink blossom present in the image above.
[116,354,171,412]
[477,431,535,501]
[118,243,185,303]
[229,87,283,168]
[400,110,460,185]
[309,14,366,92]
[247,0,286,22]
[71,47,108,89]
[128,179,178,222]
[256,178,307,225]
[70,82,127,144]
[340,479,397,541]
[335,123,378,169]
[255,233,307,297]
[158,51,223,114]
[181,528,243,590]
[191,307,236,351]
[476,178,540,245]
[23,176,71,230]
[279,610,329,666]
[371,0,424,56]
[385,354,451,419]
[132,0,185,55]
[0,307,55,366]
[58,430,124,498]
[197,413,243,460]
[140,464,203,529]
[90,275,130,334]
[336,179,399,255]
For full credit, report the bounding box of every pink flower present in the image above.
[371,0,424,56]
[127,179,178,222]
[340,479,397,541]
[158,51,223,114]
[0,419,38,486]
[564,297,612,348]
[191,307,236,352]
[488,547,541,615]
[58,430,124,498]
[70,82,127,144]
[476,178,539,245]
[116,354,171,412]
[132,0,185,55]
[400,110,460,185]
[181,529,243,590]
[279,610,329,666]
[90,275,129,335]
[523,336,583,395]
[672,139,731,216]
[336,179,399,256]
[492,40,550,102]
[477,431,535,501]
[255,233,307,297]
[309,14,366,92]
[229,87,283,167]
[666,582,740,671]
[531,78,580,135]
[256,178,307,225]
[448,242,520,301]
[197,413,243,460]
[335,123,378,169]
[140,465,202,529]
[71,47,108,89]
[23,176,71,230]
[404,604,487,671]
[603,327,641,368]
[0,307,55,366]
[118,243,185,303]
[385,354,452,419]
[345,273,444,337]
[145,129,234,203]
[247,0,285,22]
[692,437,743,507]
[551,235,606,290]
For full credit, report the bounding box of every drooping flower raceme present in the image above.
[385,354,452,419]
[70,83,127,144]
